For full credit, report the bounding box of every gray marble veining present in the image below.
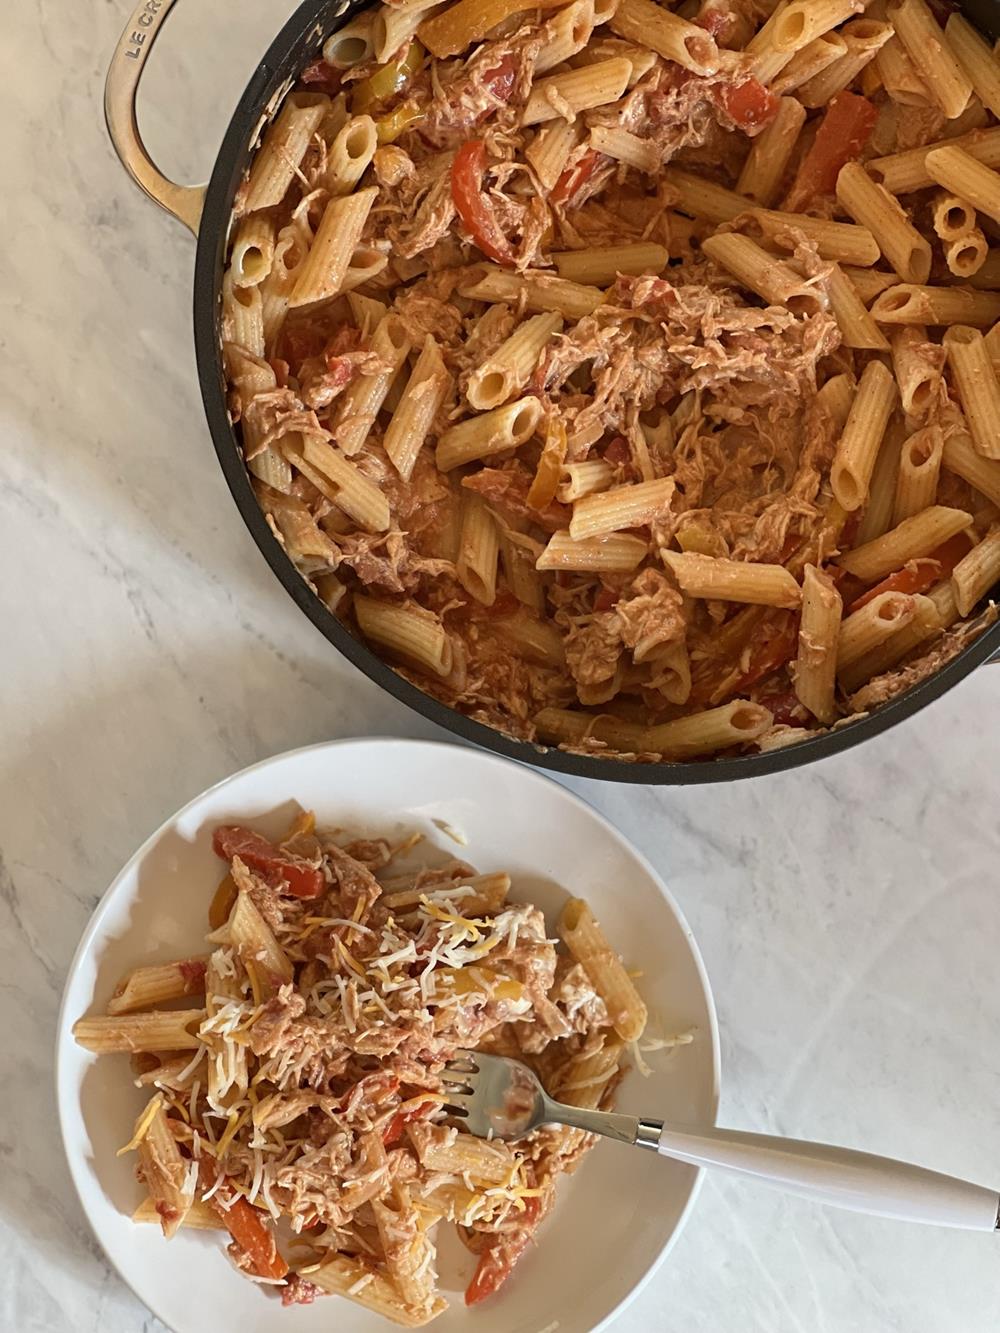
[1,2,998,1330]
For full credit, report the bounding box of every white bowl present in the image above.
[56,738,720,1333]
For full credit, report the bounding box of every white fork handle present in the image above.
[654,1124,1000,1229]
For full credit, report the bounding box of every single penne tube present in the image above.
[736,96,806,205]
[229,215,275,288]
[945,229,989,279]
[843,266,900,303]
[773,32,847,98]
[799,21,892,108]
[553,243,668,286]
[662,167,749,224]
[229,890,293,997]
[875,35,932,107]
[385,336,453,480]
[839,591,947,693]
[794,564,842,724]
[435,397,542,472]
[888,0,973,119]
[983,317,1000,367]
[324,115,378,195]
[354,596,453,678]
[837,505,973,580]
[536,529,648,571]
[870,283,1000,327]
[298,435,391,531]
[749,1,796,84]
[460,266,605,319]
[381,870,511,915]
[889,325,943,416]
[500,532,545,611]
[536,0,596,75]
[646,639,692,705]
[525,120,581,192]
[132,1098,194,1238]
[925,144,1000,225]
[772,0,864,52]
[534,706,649,753]
[455,494,500,606]
[494,609,566,665]
[750,209,881,266]
[72,1009,204,1054]
[823,262,890,350]
[559,897,647,1041]
[323,14,376,66]
[223,272,265,359]
[259,226,308,351]
[467,312,563,411]
[569,476,675,540]
[557,459,614,502]
[661,550,801,607]
[868,126,1000,193]
[419,0,565,58]
[830,359,898,511]
[243,94,327,213]
[951,528,1000,614]
[409,1122,516,1183]
[107,957,209,1016]
[609,0,719,74]
[893,425,944,524]
[310,1253,446,1326]
[133,1195,222,1231]
[942,430,1000,506]
[835,162,931,284]
[856,417,904,545]
[333,313,411,455]
[288,187,377,307]
[943,325,1000,460]
[932,190,976,241]
[836,591,920,670]
[372,1185,436,1313]
[589,123,661,174]
[945,14,1000,119]
[521,58,632,127]
[701,232,826,316]
[641,699,774,759]
[372,3,440,62]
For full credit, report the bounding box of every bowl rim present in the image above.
[191,0,1000,786]
[55,734,722,1333]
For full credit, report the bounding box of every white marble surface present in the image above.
[2,3,999,1330]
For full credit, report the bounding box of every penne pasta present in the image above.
[311,1254,446,1325]
[871,283,1000,327]
[835,161,931,284]
[460,267,605,319]
[323,15,376,67]
[836,591,920,669]
[869,125,1000,193]
[569,477,675,540]
[893,425,944,524]
[942,430,1000,506]
[837,505,973,580]
[609,0,720,74]
[385,336,453,480]
[289,187,377,307]
[926,144,1000,225]
[333,313,412,456]
[772,0,864,53]
[951,527,1000,614]
[522,58,633,127]
[229,215,275,288]
[536,0,597,75]
[589,123,661,174]
[856,417,904,545]
[108,957,209,1016]
[736,96,807,205]
[553,242,668,285]
[435,397,542,472]
[830,359,898,511]
[794,565,842,723]
[133,1097,194,1238]
[661,550,802,607]
[798,20,892,109]
[888,0,973,119]
[875,35,932,107]
[536,529,648,572]
[701,232,826,316]
[751,209,882,266]
[557,459,614,503]
[943,325,1000,459]
[945,229,989,278]
[72,1009,204,1054]
[467,312,563,411]
[945,13,1000,120]
[354,596,454,677]
[559,898,647,1042]
[455,494,500,605]
[295,435,392,532]
[243,94,327,213]
[325,116,378,195]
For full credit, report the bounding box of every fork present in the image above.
[441,1051,1000,1230]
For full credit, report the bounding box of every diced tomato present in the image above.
[202,1171,288,1281]
[785,91,877,210]
[759,687,804,728]
[731,612,798,694]
[714,77,779,133]
[451,140,514,265]
[212,825,325,899]
[277,325,327,367]
[299,58,342,96]
[551,149,607,207]
[465,1198,541,1305]
[382,1098,438,1147]
[593,585,620,613]
[482,53,518,104]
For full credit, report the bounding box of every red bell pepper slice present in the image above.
[785,91,878,210]
[465,1197,542,1305]
[551,148,606,207]
[202,1171,289,1281]
[212,825,325,899]
[451,140,514,265]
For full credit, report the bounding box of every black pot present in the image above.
[105,0,1000,785]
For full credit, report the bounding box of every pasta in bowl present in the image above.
[220,0,1000,765]
[56,737,719,1332]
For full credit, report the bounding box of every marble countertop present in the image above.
[3,3,999,1330]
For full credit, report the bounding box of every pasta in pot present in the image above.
[223,0,1000,764]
